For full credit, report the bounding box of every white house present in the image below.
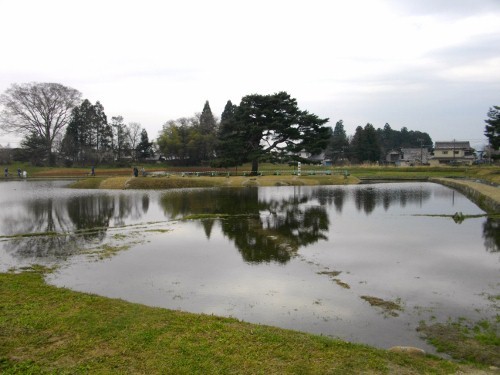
[429,141,475,166]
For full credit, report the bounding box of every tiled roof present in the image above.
[435,141,471,149]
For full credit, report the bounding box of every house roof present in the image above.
[401,148,428,153]
[435,141,471,149]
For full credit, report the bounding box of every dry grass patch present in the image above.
[361,295,403,317]
[99,177,131,189]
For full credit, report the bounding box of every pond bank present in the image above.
[1,269,489,374]
[430,177,500,213]
[70,174,361,189]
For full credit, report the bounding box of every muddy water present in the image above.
[0,180,498,351]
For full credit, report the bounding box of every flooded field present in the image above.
[0,180,498,351]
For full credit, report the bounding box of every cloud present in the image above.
[1,0,499,148]
[431,32,500,62]
[387,0,500,18]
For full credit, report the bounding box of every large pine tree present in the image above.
[216,92,330,173]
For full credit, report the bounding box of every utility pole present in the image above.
[453,139,456,164]
[418,138,423,165]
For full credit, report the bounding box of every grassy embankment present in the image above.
[4,162,499,185]
[2,267,489,375]
[29,164,495,190]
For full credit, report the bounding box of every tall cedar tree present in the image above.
[349,126,364,163]
[349,124,381,163]
[484,105,500,150]
[197,101,218,162]
[376,124,432,156]
[326,120,349,162]
[111,116,130,161]
[362,123,381,162]
[137,129,154,159]
[214,100,243,167]
[199,100,217,135]
[220,92,330,173]
[63,99,111,164]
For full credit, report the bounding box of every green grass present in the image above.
[0,268,464,374]
[418,317,500,367]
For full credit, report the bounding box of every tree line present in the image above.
[61,100,153,166]
[325,121,433,164]
[0,82,153,166]
[157,94,434,170]
[1,82,498,168]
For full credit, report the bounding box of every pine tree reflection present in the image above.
[352,186,431,214]
[66,195,115,240]
[160,188,329,263]
[310,188,346,212]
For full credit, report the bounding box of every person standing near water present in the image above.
[91,166,95,176]
[4,167,8,177]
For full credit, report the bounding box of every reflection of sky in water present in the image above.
[1,181,498,351]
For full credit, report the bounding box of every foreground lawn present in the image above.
[0,269,465,374]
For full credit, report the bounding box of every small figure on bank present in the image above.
[133,167,139,177]
[22,170,27,178]
[4,167,8,177]
[141,167,146,177]
[91,166,95,176]
[17,168,21,177]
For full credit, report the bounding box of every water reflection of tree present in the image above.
[3,193,150,261]
[160,188,329,263]
[483,218,499,253]
[142,193,150,214]
[3,197,90,259]
[4,198,70,235]
[354,188,377,214]
[67,195,115,241]
[312,188,346,213]
[160,189,259,219]
[352,187,431,214]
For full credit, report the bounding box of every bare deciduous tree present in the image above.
[0,82,81,164]
[127,122,142,160]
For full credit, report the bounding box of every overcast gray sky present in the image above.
[1,0,499,149]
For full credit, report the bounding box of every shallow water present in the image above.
[0,180,498,351]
